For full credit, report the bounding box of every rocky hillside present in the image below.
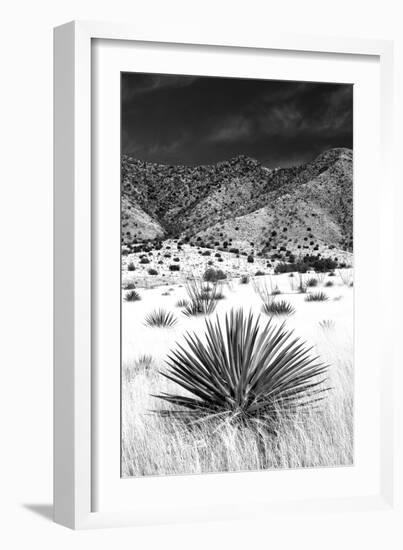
[121,148,353,264]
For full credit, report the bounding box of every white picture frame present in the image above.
[54,20,395,529]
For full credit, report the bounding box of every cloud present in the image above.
[121,74,199,101]
[207,115,254,143]
[121,73,352,167]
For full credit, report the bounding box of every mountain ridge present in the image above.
[121,147,353,265]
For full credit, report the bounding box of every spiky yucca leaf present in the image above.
[154,309,329,421]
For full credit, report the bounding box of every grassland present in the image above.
[121,269,353,477]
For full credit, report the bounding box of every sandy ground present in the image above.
[122,271,353,366]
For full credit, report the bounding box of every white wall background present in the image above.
[0,0,402,547]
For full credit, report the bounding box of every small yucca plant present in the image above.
[124,289,141,301]
[175,298,190,308]
[154,310,328,422]
[124,282,136,290]
[319,319,335,330]
[305,291,328,302]
[262,299,295,317]
[182,279,218,317]
[144,309,178,328]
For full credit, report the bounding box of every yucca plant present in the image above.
[154,309,329,422]
[124,289,141,302]
[175,298,190,308]
[319,319,335,330]
[262,299,295,317]
[338,268,353,286]
[144,309,178,328]
[182,279,218,317]
[124,282,136,290]
[305,291,328,302]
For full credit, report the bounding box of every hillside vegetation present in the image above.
[121,148,353,266]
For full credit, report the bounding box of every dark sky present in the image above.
[121,73,353,168]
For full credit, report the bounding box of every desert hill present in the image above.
[121,148,353,265]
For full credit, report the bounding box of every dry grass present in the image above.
[122,321,353,477]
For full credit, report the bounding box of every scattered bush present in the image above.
[169,264,180,271]
[255,271,265,276]
[262,299,295,317]
[247,255,254,263]
[325,281,334,287]
[203,268,226,282]
[124,282,136,290]
[148,268,158,275]
[140,258,150,264]
[127,262,135,271]
[144,309,178,328]
[155,309,328,422]
[124,290,141,302]
[305,291,329,302]
[306,277,318,287]
[182,279,218,317]
[240,275,250,284]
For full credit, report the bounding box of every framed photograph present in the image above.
[54,21,395,529]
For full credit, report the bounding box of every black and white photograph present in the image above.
[120,73,354,477]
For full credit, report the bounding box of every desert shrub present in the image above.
[202,250,211,256]
[148,268,158,275]
[169,264,180,271]
[124,282,136,290]
[203,268,226,282]
[262,299,295,317]
[127,262,135,271]
[173,257,180,262]
[247,255,254,263]
[229,247,239,254]
[124,290,141,302]
[328,271,336,277]
[275,261,307,274]
[155,309,328,422]
[240,275,250,284]
[325,281,334,287]
[305,291,328,302]
[306,277,318,287]
[140,257,150,264]
[255,271,265,276]
[182,279,218,317]
[144,309,178,328]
